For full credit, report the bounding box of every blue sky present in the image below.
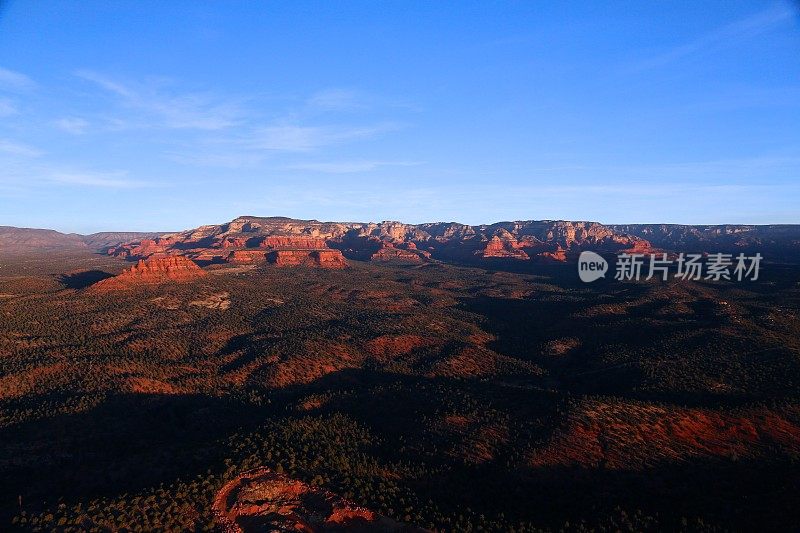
[0,1,798,233]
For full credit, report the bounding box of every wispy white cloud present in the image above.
[49,171,158,189]
[633,6,794,70]
[0,98,18,117]
[307,89,364,111]
[247,122,401,152]
[165,150,266,169]
[0,139,42,157]
[306,88,421,113]
[0,67,35,91]
[0,156,159,193]
[66,73,412,171]
[164,121,404,168]
[53,117,90,135]
[75,70,243,130]
[287,160,421,173]
[74,70,134,98]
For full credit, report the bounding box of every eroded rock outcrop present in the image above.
[215,236,248,249]
[91,256,206,291]
[227,250,268,263]
[370,242,429,263]
[267,249,347,269]
[312,249,348,269]
[539,245,567,262]
[212,468,426,533]
[107,238,175,259]
[259,236,329,249]
[480,235,530,260]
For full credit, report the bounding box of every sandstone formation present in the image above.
[212,468,426,533]
[80,231,163,251]
[215,236,248,249]
[107,238,174,259]
[227,250,268,263]
[94,215,800,269]
[267,249,346,269]
[104,216,653,266]
[6,218,800,264]
[370,242,429,263]
[91,256,206,291]
[479,235,530,260]
[311,249,348,269]
[259,236,329,249]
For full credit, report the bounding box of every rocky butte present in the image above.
[91,255,206,291]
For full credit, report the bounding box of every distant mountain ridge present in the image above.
[609,224,800,257]
[2,218,799,263]
[0,227,163,254]
[104,216,800,266]
[0,226,87,251]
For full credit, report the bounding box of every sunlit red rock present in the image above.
[215,236,248,249]
[259,236,329,249]
[104,216,661,268]
[212,468,427,533]
[312,249,348,269]
[537,245,567,262]
[480,235,530,259]
[227,250,268,263]
[91,255,206,291]
[267,249,347,269]
[370,242,428,263]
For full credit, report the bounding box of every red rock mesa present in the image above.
[91,255,206,291]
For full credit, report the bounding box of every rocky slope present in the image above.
[91,256,206,291]
[212,468,426,533]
